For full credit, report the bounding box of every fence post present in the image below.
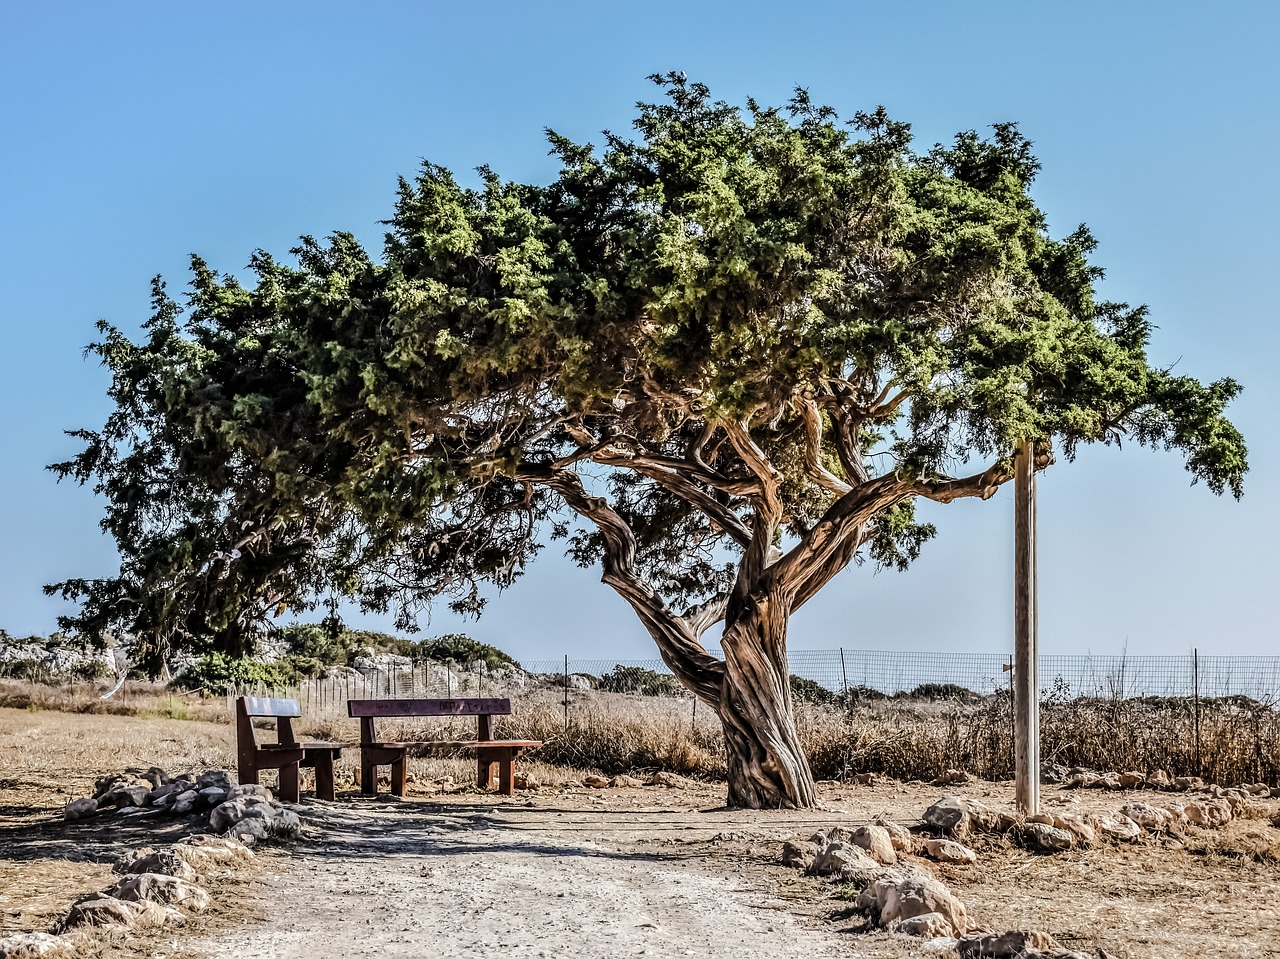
[563,655,570,731]
[839,647,850,720]
[1193,648,1201,776]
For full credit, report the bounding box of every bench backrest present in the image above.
[235,695,300,754]
[347,697,511,718]
[240,696,302,718]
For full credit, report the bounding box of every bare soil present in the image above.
[2,706,1278,958]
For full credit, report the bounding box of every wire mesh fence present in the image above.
[217,648,1280,710]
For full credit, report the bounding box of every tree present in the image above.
[50,75,1246,809]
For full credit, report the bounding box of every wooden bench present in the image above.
[347,697,541,798]
[235,696,347,803]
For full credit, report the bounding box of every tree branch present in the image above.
[514,463,725,706]
[797,397,854,496]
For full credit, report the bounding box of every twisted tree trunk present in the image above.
[716,591,815,809]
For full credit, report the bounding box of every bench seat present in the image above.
[348,698,541,798]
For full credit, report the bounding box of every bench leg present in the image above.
[391,754,407,798]
[361,752,377,796]
[313,751,336,801]
[498,751,514,796]
[278,762,300,803]
[239,764,260,786]
[477,756,496,791]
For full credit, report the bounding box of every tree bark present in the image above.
[715,590,816,809]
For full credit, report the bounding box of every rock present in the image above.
[138,766,168,789]
[229,817,269,845]
[608,774,644,788]
[174,835,254,877]
[102,784,151,808]
[150,781,186,802]
[957,930,1059,957]
[923,838,977,864]
[781,839,820,870]
[1148,769,1172,789]
[121,849,197,882]
[1039,763,1070,784]
[209,799,247,832]
[1097,772,1123,791]
[513,773,540,790]
[582,775,609,788]
[92,773,148,801]
[876,818,913,852]
[851,825,897,864]
[198,786,229,807]
[196,770,231,791]
[857,873,970,935]
[1094,813,1142,842]
[1172,776,1204,792]
[1062,772,1095,789]
[63,798,98,822]
[62,893,174,929]
[923,796,998,838]
[0,932,74,958]
[1119,771,1145,789]
[851,772,878,785]
[892,911,956,938]
[809,826,852,845]
[1183,798,1234,827]
[171,790,201,815]
[271,808,302,839]
[646,771,689,789]
[110,874,211,913]
[1162,802,1189,825]
[1027,813,1054,825]
[807,842,881,882]
[227,783,274,802]
[1120,801,1173,831]
[1051,814,1096,847]
[1019,822,1074,853]
[932,769,971,786]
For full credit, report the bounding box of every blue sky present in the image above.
[1,1,1275,661]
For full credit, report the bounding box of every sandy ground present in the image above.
[175,797,865,959]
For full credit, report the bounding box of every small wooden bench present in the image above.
[347,697,541,798]
[235,696,347,803]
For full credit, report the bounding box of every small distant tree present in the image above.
[417,633,517,670]
[50,76,1245,808]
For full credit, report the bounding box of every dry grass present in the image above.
[5,676,1280,788]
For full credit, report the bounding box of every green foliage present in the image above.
[900,682,979,701]
[174,652,296,693]
[50,74,1247,681]
[598,665,685,697]
[416,633,517,670]
[790,674,838,705]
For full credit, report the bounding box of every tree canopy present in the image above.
[52,75,1246,807]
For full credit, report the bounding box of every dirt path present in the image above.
[177,798,868,959]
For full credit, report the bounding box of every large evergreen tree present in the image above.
[52,76,1246,808]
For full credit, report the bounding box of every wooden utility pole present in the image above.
[1014,439,1040,815]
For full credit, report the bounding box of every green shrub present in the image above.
[789,674,838,705]
[899,682,979,701]
[598,665,684,697]
[174,652,296,693]
[416,633,517,670]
